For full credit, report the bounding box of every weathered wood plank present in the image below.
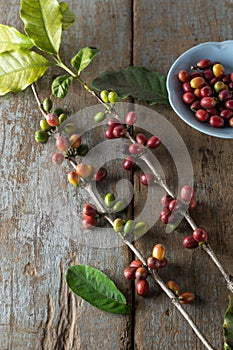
[133,1,233,349]
[0,1,133,349]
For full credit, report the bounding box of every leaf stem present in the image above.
[31,84,47,118]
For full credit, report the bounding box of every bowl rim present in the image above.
[166,40,233,139]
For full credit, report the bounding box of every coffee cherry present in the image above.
[200,85,213,97]
[93,167,108,182]
[129,143,143,155]
[125,111,137,125]
[59,113,67,124]
[68,171,79,186]
[152,244,166,261]
[82,203,98,217]
[107,118,121,127]
[136,279,149,296]
[133,222,148,237]
[54,107,64,116]
[76,163,94,178]
[203,69,214,81]
[147,136,161,149]
[105,126,116,139]
[140,173,155,186]
[124,266,136,280]
[104,193,115,208]
[112,200,125,212]
[214,81,228,93]
[136,133,147,145]
[129,259,143,269]
[123,156,135,170]
[192,227,208,242]
[161,195,173,209]
[42,98,53,113]
[183,235,198,249]
[179,292,195,304]
[225,99,233,110]
[82,215,97,229]
[180,185,194,203]
[40,118,52,131]
[209,115,224,128]
[76,144,89,157]
[200,97,217,109]
[108,91,118,103]
[69,134,81,149]
[220,109,233,120]
[183,92,195,104]
[135,267,148,280]
[178,70,190,83]
[35,130,49,143]
[113,218,124,232]
[166,280,180,295]
[100,90,109,103]
[213,63,224,78]
[190,77,205,89]
[56,135,70,151]
[52,152,64,165]
[46,112,59,127]
[196,59,211,70]
[94,111,106,123]
[113,125,126,138]
[160,209,171,224]
[124,220,135,235]
[147,256,158,269]
[182,82,193,93]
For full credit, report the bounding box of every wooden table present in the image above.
[1,1,233,349]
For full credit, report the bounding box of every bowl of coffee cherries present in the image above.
[166,40,233,138]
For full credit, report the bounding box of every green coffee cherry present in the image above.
[100,90,109,103]
[113,218,124,233]
[53,107,64,116]
[123,220,135,235]
[35,130,49,143]
[40,118,52,131]
[112,200,125,213]
[76,144,89,157]
[134,222,148,237]
[108,91,118,103]
[42,98,53,113]
[104,193,115,208]
[94,111,106,123]
[59,113,68,124]
[64,123,77,135]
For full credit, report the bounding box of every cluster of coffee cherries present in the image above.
[82,203,99,230]
[124,244,168,297]
[166,280,195,305]
[35,98,68,144]
[68,164,108,188]
[183,227,208,249]
[178,58,233,128]
[160,185,196,225]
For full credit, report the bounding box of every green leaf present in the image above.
[0,50,50,96]
[66,265,131,314]
[224,296,233,350]
[92,66,169,105]
[71,47,99,75]
[52,74,73,98]
[20,0,63,54]
[0,24,34,53]
[60,2,76,30]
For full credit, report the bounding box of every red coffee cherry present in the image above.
[147,136,161,149]
[124,266,136,280]
[82,203,98,217]
[135,279,149,296]
[135,267,148,280]
[140,173,155,186]
[192,227,208,242]
[180,185,194,203]
[183,235,199,249]
[179,292,195,304]
[130,260,143,269]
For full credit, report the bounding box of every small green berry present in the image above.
[133,222,148,237]
[104,193,115,208]
[53,107,64,116]
[108,91,118,103]
[76,144,89,156]
[59,113,68,124]
[100,90,109,103]
[112,200,125,213]
[123,220,135,235]
[42,98,53,113]
[64,123,77,135]
[94,111,106,123]
[40,119,52,131]
[113,218,124,233]
[35,130,49,143]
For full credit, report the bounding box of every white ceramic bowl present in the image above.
[166,40,233,138]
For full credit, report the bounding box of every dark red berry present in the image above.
[160,195,173,209]
[140,173,155,186]
[113,125,127,138]
[180,185,194,202]
[93,167,108,182]
[135,267,148,280]
[160,209,171,224]
[82,215,97,229]
[179,292,195,304]
[123,156,135,170]
[178,70,191,83]
[125,111,137,125]
[82,203,98,217]
[192,227,208,242]
[136,133,147,145]
[209,115,224,128]
[195,109,209,122]
[147,136,161,149]
[182,92,195,104]
[124,266,136,280]
[130,260,143,268]
[136,279,149,296]
[196,58,211,69]
[107,118,121,127]
[105,126,116,139]
[129,143,143,154]
[183,235,199,249]
[182,82,193,93]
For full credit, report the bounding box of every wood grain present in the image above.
[1,0,233,350]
